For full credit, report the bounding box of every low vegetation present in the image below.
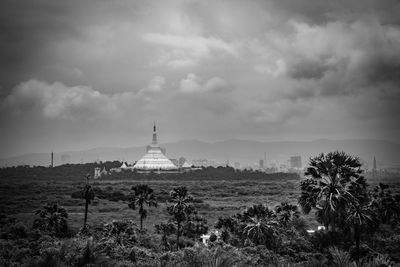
[1,152,400,266]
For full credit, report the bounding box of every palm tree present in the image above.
[242,204,275,221]
[298,151,367,231]
[346,202,376,262]
[128,184,157,230]
[243,216,278,247]
[215,216,239,243]
[274,201,300,227]
[82,174,95,230]
[33,203,69,237]
[167,186,194,250]
[155,222,176,251]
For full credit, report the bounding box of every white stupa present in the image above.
[133,123,177,170]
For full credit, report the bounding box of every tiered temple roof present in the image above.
[133,123,177,170]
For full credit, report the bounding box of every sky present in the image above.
[0,0,400,158]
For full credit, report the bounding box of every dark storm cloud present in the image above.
[276,17,400,104]
[0,0,146,92]
[0,0,400,157]
[272,0,400,25]
[288,59,334,80]
[0,1,81,87]
[364,58,400,86]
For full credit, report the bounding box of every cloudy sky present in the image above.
[0,0,399,157]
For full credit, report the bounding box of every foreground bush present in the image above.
[32,203,71,238]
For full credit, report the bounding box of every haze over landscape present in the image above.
[1,139,399,169]
[0,0,400,162]
[3,2,400,266]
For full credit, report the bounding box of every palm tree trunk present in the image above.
[355,225,360,262]
[83,199,89,229]
[162,235,166,250]
[176,221,180,250]
[139,204,144,230]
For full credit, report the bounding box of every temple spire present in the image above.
[152,122,158,145]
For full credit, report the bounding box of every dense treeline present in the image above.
[0,161,121,180]
[1,151,400,266]
[0,163,300,181]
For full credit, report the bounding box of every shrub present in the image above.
[159,245,245,267]
[30,248,61,267]
[349,244,373,261]
[136,231,161,250]
[359,253,394,267]
[77,240,96,267]
[209,233,217,243]
[302,256,328,267]
[182,216,208,239]
[372,233,400,262]
[101,220,137,246]
[13,247,32,263]
[328,246,352,267]
[109,191,127,202]
[32,203,71,238]
[1,222,29,239]
[310,231,347,252]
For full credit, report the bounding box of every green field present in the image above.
[2,165,400,266]
[0,176,309,233]
[1,170,399,234]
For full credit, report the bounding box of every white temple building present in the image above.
[133,123,177,171]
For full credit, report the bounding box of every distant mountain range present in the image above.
[1,139,399,169]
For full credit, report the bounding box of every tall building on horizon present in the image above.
[289,156,302,169]
[372,156,377,177]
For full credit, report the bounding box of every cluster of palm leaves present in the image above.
[128,185,207,251]
[299,151,367,230]
[298,151,400,261]
[33,203,69,237]
[274,202,300,227]
[166,186,196,250]
[216,202,301,249]
[128,184,157,231]
[101,220,137,246]
[32,175,94,238]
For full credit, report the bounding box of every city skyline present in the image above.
[0,0,400,158]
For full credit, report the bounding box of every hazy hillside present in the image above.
[1,139,399,168]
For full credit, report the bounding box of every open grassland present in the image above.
[1,170,399,234]
[0,176,308,232]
